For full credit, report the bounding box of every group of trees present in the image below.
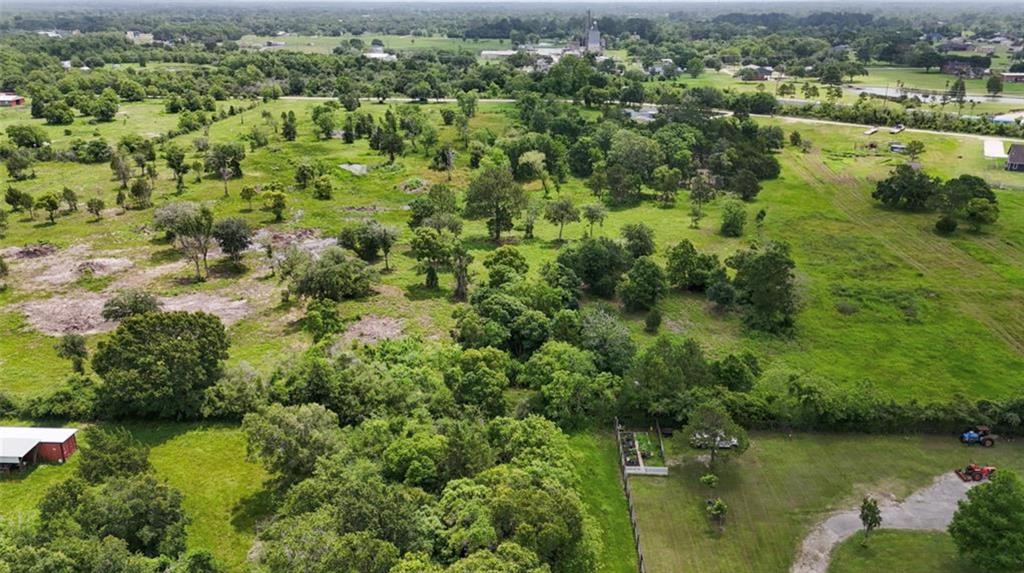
[873,167,1000,234]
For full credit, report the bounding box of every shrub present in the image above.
[102,289,162,320]
[644,309,662,333]
[935,215,958,235]
[720,200,747,237]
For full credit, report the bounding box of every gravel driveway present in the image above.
[791,472,979,573]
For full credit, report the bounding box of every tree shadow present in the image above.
[405,283,448,301]
[209,259,248,278]
[231,487,277,535]
[149,247,183,264]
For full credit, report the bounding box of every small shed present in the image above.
[1007,144,1024,172]
[0,93,25,107]
[0,427,78,469]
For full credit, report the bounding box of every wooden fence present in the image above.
[614,417,649,573]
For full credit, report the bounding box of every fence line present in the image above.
[615,417,649,573]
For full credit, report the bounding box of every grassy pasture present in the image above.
[630,432,1024,573]
[862,67,1024,97]
[2,100,1024,402]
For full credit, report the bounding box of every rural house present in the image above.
[1007,144,1024,172]
[0,427,78,471]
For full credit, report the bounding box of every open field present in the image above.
[238,34,511,54]
[0,423,268,572]
[630,432,1024,573]
[861,67,1024,98]
[3,100,1024,402]
[647,69,1024,115]
[828,530,966,573]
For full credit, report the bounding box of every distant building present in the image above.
[481,50,519,61]
[0,93,26,107]
[941,58,988,78]
[737,65,774,81]
[626,107,659,123]
[363,47,397,62]
[1001,72,1024,84]
[0,427,78,471]
[1007,144,1024,172]
[125,31,154,44]
[585,11,602,54]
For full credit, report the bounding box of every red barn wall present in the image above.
[35,435,77,463]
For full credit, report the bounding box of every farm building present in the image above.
[0,93,25,107]
[0,427,78,470]
[1007,144,1024,172]
[1001,72,1024,84]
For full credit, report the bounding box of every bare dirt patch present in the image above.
[2,243,136,288]
[160,293,252,325]
[340,315,405,345]
[17,284,271,336]
[18,293,116,335]
[251,228,337,261]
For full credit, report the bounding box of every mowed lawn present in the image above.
[569,433,639,573]
[829,530,968,573]
[0,423,268,572]
[861,67,1024,97]
[630,433,1024,573]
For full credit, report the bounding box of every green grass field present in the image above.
[239,34,511,55]
[828,530,967,573]
[569,433,639,573]
[862,67,1024,98]
[0,423,268,572]
[630,433,1024,573]
[3,99,1024,403]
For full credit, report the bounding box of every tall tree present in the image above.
[464,165,527,242]
[92,311,229,419]
[949,470,1024,571]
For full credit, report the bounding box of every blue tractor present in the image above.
[960,426,996,447]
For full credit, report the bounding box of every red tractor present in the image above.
[956,463,997,482]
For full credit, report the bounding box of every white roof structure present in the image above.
[0,427,77,465]
[0,93,23,102]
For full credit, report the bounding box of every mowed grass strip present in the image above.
[828,530,968,573]
[569,432,639,573]
[630,433,1024,573]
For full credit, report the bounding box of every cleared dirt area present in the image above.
[791,472,977,573]
[339,314,405,345]
[1,243,135,287]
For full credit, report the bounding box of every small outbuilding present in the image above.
[0,93,25,107]
[0,427,78,471]
[1007,144,1024,172]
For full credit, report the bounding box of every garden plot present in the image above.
[617,422,668,476]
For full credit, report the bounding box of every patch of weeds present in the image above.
[73,270,114,292]
[831,284,934,323]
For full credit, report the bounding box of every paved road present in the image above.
[791,472,979,573]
